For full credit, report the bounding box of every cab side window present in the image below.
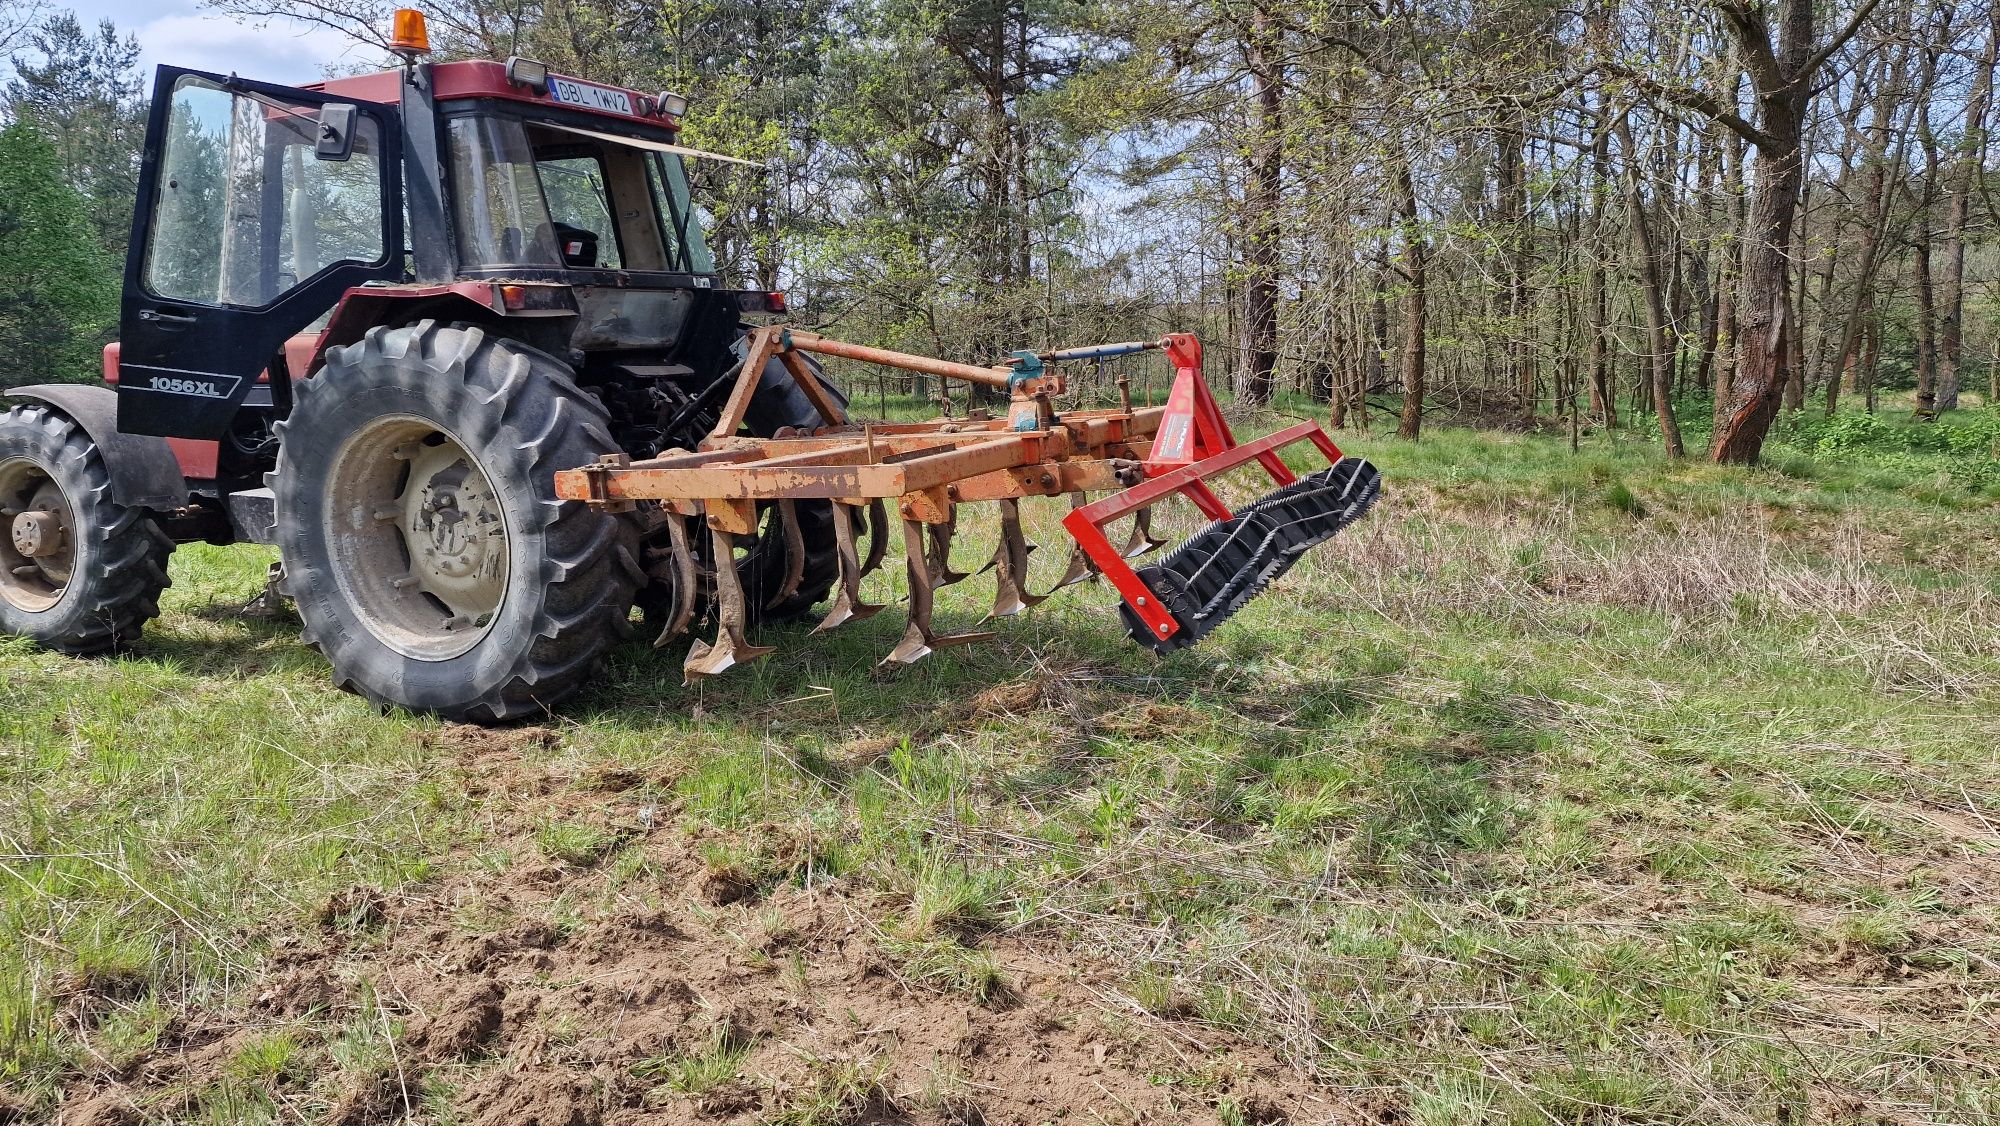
[144,75,385,307]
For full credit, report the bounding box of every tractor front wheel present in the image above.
[0,404,174,653]
[273,322,640,722]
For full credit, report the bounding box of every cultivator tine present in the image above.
[859,498,890,578]
[813,503,886,634]
[884,517,994,665]
[986,498,1047,620]
[652,515,702,648]
[1120,505,1169,558]
[684,527,775,680]
[924,510,970,588]
[1040,492,1100,594]
[767,499,807,609]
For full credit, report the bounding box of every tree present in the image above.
[5,14,149,256]
[0,121,120,385]
[1237,0,1283,404]
[1603,0,1890,462]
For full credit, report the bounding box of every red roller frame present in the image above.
[1060,337,1344,644]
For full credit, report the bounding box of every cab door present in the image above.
[117,67,405,439]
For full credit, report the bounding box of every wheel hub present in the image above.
[0,462,76,611]
[400,441,506,624]
[11,509,63,558]
[322,418,512,661]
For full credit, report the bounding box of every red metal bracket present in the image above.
[1064,420,1344,643]
[1146,334,1233,468]
[1143,333,1298,489]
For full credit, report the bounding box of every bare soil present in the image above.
[47,727,1357,1126]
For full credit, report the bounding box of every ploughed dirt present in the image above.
[50,727,1355,1126]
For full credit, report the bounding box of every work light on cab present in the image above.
[506,55,550,89]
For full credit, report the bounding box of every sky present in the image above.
[58,0,371,83]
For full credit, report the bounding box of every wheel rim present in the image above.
[0,457,76,613]
[324,417,511,661]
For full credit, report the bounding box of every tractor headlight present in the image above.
[506,56,550,89]
[656,91,689,117]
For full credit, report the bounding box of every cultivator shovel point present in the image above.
[813,502,886,634]
[553,325,1379,678]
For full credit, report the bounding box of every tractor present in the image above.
[0,10,1379,722]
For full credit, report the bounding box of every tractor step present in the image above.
[1120,458,1379,653]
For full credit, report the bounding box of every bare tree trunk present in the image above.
[1827,51,1907,417]
[1862,309,1882,412]
[1714,99,1745,435]
[1784,176,1809,410]
[1713,122,1803,464]
[1705,0,1861,463]
[1394,160,1428,441]
[1585,101,1617,427]
[1237,0,1283,405]
[1368,243,1390,397]
[1620,119,1687,457]
[1913,22,1943,418]
[1915,232,1938,417]
[1939,7,1996,411]
[1496,123,1534,421]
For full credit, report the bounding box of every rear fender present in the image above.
[3,384,189,509]
[304,282,577,376]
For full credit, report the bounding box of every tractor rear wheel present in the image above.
[272,322,641,722]
[0,404,173,653]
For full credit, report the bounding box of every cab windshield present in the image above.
[445,113,716,275]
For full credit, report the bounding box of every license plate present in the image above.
[547,76,634,116]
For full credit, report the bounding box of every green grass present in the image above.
[4,408,1999,1122]
[632,1024,755,1096]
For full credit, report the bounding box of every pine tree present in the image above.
[0,120,120,385]
[5,13,148,258]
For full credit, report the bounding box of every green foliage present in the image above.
[0,120,120,384]
[1777,409,2000,489]
[5,13,148,256]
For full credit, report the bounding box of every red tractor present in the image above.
[0,11,1378,721]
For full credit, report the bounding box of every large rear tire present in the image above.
[273,322,641,722]
[0,404,173,653]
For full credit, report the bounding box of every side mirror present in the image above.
[314,104,357,161]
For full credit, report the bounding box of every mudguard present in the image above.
[4,384,189,510]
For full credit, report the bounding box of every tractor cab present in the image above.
[113,43,767,457]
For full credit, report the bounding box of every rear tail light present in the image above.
[766,290,788,313]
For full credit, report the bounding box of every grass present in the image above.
[3,401,1998,1122]
[632,1024,755,1096]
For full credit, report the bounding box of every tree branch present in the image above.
[1710,0,1786,91]
[1598,59,1777,148]
[1801,0,1892,82]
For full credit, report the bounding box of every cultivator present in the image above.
[556,326,1379,677]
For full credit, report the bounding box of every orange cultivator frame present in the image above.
[554,325,1378,676]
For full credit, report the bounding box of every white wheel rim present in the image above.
[0,458,76,613]
[322,417,511,661]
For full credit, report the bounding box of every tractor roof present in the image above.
[311,61,682,134]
